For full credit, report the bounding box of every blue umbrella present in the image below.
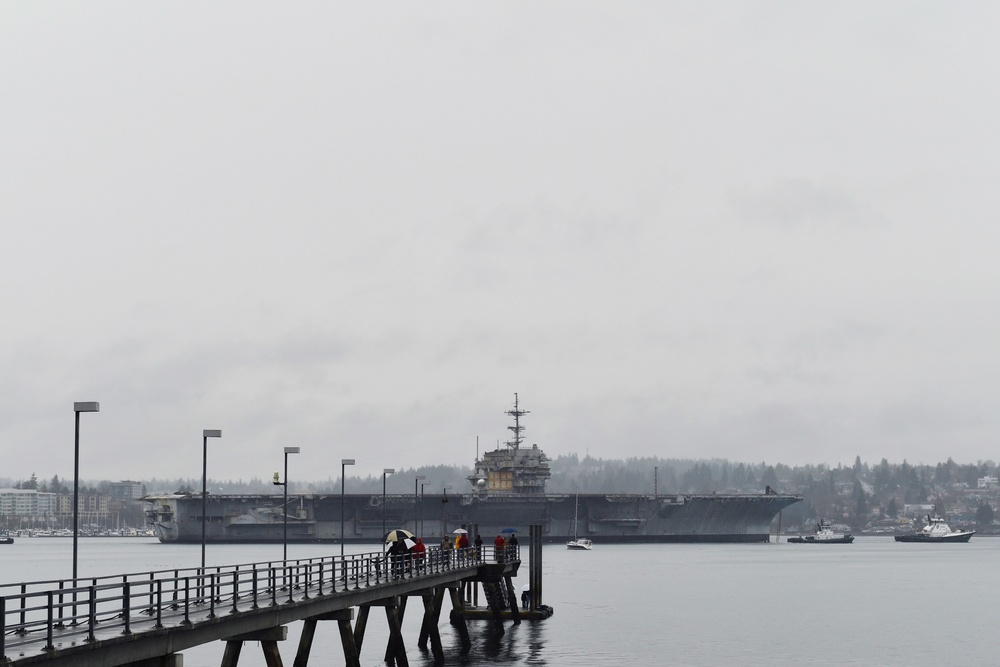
[500,527,518,534]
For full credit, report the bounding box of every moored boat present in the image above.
[894,515,974,543]
[787,518,853,544]
[566,493,593,550]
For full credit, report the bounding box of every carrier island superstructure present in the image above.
[145,395,801,544]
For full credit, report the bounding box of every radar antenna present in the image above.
[504,392,530,450]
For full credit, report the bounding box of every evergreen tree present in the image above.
[975,501,995,527]
[886,497,898,518]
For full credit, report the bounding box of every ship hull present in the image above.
[145,492,800,545]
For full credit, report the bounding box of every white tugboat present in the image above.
[894,515,975,543]
[787,518,853,544]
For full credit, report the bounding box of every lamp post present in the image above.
[72,402,99,585]
[382,468,394,550]
[420,482,427,537]
[414,475,425,537]
[340,459,355,558]
[442,485,451,534]
[201,429,222,571]
[277,447,300,562]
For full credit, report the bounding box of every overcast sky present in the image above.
[3,3,1000,485]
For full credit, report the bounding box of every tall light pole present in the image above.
[442,485,451,535]
[340,458,355,558]
[382,468,394,550]
[72,402,99,584]
[420,482,427,537]
[200,429,222,571]
[414,475,425,537]
[276,447,300,562]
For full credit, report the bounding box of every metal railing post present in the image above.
[0,596,6,661]
[122,582,132,635]
[232,571,240,614]
[155,580,163,629]
[86,586,97,643]
[181,578,192,626]
[18,584,27,631]
[56,581,65,628]
[43,591,54,651]
[252,565,259,610]
[208,574,216,619]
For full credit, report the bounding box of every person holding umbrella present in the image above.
[384,529,414,579]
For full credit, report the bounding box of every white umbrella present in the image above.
[385,529,415,543]
[452,528,468,534]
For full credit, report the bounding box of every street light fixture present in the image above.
[201,429,222,571]
[340,459,355,559]
[72,402,99,586]
[414,475,425,537]
[382,468,394,551]
[273,446,300,562]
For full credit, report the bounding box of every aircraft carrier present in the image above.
[145,396,801,544]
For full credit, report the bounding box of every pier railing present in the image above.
[0,544,517,661]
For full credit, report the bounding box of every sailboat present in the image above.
[566,493,593,550]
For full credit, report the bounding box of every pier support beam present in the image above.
[447,583,471,649]
[360,596,408,667]
[292,610,357,667]
[529,523,543,609]
[221,626,287,667]
[122,656,184,667]
[504,575,521,625]
[417,588,446,660]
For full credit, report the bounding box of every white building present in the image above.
[977,475,998,489]
[0,488,58,516]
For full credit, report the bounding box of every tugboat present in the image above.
[894,514,975,543]
[787,518,854,544]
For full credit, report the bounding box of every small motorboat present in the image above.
[788,518,854,544]
[895,514,975,543]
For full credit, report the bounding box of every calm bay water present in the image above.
[3,536,997,666]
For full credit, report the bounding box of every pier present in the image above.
[0,527,546,667]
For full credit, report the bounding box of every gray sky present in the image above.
[3,3,1000,484]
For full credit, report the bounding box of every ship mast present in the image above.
[505,392,530,451]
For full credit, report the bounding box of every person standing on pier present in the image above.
[413,537,426,571]
[440,534,452,567]
[474,533,484,561]
[507,533,519,560]
[494,533,506,562]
